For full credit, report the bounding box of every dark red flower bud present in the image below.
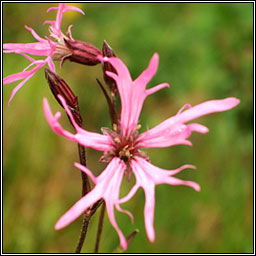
[102,40,117,95]
[44,68,82,126]
[63,39,102,66]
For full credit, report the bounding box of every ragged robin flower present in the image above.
[43,53,240,250]
[3,3,86,104]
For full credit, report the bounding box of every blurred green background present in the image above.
[3,2,253,253]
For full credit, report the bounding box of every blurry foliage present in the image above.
[3,2,253,253]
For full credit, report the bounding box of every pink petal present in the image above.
[43,97,112,151]
[129,159,156,242]
[43,19,54,25]
[74,162,97,184]
[46,3,84,38]
[19,53,35,63]
[146,83,170,96]
[134,157,200,190]
[163,164,196,176]
[4,70,34,85]
[106,202,128,250]
[104,59,133,134]
[119,184,140,204]
[46,7,58,13]
[47,56,55,71]
[115,204,134,224]
[24,25,46,43]
[43,100,75,139]
[188,123,209,134]
[164,176,201,192]
[63,5,85,15]
[173,98,240,124]
[3,42,52,56]
[54,3,66,35]
[177,104,192,115]
[103,159,128,250]
[56,158,128,250]
[119,157,200,242]
[134,53,159,87]
[48,3,85,17]
[8,73,34,106]
[55,190,101,230]
[138,123,193,148]
[104,54,169,137]
[138,97,240,148]
[22,59,45,72]
[144,185,155,242]
[4,61,46,105]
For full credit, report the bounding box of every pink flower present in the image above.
[43,53,240,249]
[3,3,84,104]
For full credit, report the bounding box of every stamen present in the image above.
[67,25,74,40]
[100,124,141,163]
[114,137,121,143]
[136,124,142,131]
[112,123,118,132]
[123,145,129,150]
[177,104,191,115]
[108,150,115,155]
[125,151,130,158]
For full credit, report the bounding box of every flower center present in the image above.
[114,137,136,163]
[100,126,148,164]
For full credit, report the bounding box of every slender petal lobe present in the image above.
[138,98,240,148]
[103,53,170,137]
[119,157,200,241]
[43,97,112,151]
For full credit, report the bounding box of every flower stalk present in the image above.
[94,202,106,253]
[44,68,90,252]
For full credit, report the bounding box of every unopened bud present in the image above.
[102,40,117,95]
[45,68,82,125]
[63,38,102,66]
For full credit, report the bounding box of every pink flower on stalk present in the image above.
[3,3,84,104]
[43,53,240,250]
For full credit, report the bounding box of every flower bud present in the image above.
[63,38,102,66]
[102,40,117,95]
[44,68,82,125]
